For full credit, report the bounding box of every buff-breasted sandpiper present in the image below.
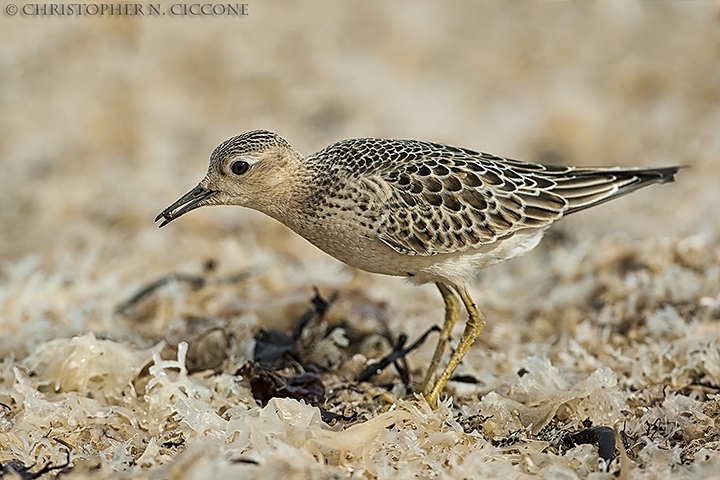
[156,130,680,407]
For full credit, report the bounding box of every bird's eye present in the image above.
[231,160,250,175]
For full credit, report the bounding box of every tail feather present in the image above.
[550,166,681,215]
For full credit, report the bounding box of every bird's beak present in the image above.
[155,184,217,227]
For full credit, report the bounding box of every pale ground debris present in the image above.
[1,2,719,479]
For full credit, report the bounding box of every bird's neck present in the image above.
[253,167,315,229]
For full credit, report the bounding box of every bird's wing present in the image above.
[347,140,679,257]
[360,141,569,256]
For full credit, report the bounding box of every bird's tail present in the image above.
[550,166,682,215]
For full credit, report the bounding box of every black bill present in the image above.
[155,184,217,227]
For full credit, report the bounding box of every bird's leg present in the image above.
[421,282,461,396]
[424,285,486,408]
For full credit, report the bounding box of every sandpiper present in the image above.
[156,130,680,407]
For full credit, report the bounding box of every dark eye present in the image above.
[231,160,250,175]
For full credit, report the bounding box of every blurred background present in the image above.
[1,1,717,265]
[1,2,719,476]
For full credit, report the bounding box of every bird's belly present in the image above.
[289,217,546,286]
[296,224,416,277]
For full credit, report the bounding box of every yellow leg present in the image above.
[421,282,461,396]
[425,285,486,408]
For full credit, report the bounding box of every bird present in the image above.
[155,130,680,408]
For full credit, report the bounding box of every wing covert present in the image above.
[363,142,568,256]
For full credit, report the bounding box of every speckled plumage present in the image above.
[157,130,680,406]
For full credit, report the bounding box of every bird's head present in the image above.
[155,130,302,227]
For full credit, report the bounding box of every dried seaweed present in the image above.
[564,426,616,469]
[356,325,440,383]
[0,440,70,480]
[115,267,255,317]
[238,361,325,406]
[253,288,337,368]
